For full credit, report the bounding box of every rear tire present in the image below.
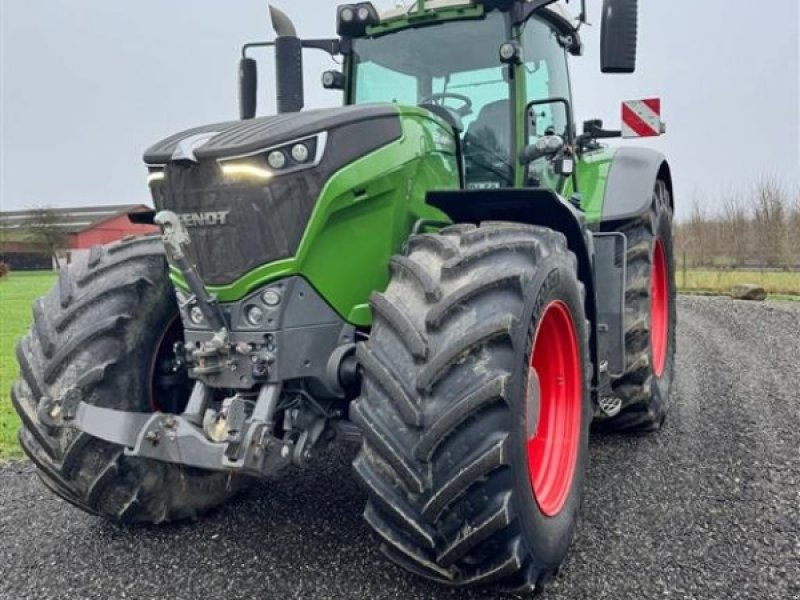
[12,236,248,523]
[353,223,592,592]
[598,179,676,432]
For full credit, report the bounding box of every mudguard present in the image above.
[602,147,672,222]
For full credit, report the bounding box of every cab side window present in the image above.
[522,18,573,188]
[522,18,572,141]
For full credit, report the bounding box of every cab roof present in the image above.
[380,0,577,32]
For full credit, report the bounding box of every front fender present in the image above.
[425,188,600,386]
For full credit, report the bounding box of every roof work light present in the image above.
[337,2,380,36]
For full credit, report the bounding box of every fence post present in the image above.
[682,252,687,291]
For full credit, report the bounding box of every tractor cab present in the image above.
[343,1,577,192]
[239,0,644,204]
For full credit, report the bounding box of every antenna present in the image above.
[579,0,589,26]
[567,0,590,28]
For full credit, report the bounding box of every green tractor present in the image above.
[13,0,675,592]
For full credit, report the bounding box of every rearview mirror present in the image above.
[601,0,638,74]
[239,58,258,120]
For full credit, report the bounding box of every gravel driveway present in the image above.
[1,296,798,600]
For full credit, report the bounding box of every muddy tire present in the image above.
[12,236,248,523]
[352,223,592,592]
[599,179,676,432]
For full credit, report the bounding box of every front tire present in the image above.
[12,236,248,523]
[353,223,592,592]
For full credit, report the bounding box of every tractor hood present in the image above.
[144,104,399,164]
[143,105,402,287]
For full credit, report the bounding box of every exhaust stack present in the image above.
[270,5,304,113]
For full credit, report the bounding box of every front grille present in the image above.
[153,160,323,286]
[149,118,402,286]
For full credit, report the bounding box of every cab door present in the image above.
[518,16,575,193]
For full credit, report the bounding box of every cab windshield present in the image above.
[351,12,513,188]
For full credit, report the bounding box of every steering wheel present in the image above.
[419,92,473,118]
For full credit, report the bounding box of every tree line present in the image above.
[674,178,800,269]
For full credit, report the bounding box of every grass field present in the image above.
[0,272,56,459]
[0,266,797,460]
[679,269,800,297]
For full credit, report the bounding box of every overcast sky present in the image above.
[1,0,798,217]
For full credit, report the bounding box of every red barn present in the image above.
[1,205,157,270]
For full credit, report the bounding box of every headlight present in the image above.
[147,171,165,185]
[337,3,379,36]
[218,132,326,180]
[245,305,266,327]
[262,290,282,307]
[291,144,310,163]
[220,163,273,181]
[268,150,287,169]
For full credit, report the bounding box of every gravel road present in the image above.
[1,296,798,600]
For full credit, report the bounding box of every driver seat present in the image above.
[463,100,513,186]
[465,100,512,160]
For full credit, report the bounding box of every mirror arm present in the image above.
[242,41,275,58]
[242,39,341,59]
[302,39,342,56]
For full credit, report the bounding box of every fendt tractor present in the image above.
[13,0,676,592]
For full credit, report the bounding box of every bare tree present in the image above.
[790,184,800,268]
[720,191,750,267]
[686,196,710,267]
[24,206,69,269]
[674,177,799,271]
[751,177,789,268]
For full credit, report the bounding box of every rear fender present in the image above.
[602,147,673,223]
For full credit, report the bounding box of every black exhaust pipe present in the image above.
[269,5,304,113]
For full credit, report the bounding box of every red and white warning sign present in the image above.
[621,98,664,138]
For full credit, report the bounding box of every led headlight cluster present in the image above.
[217,132,326,182]
[337,2,380,36]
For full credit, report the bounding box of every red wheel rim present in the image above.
[526,301,582,518]
[650,239,669,378]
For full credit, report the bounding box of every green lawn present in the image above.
[678,269,800,297]
[0,272,57,459]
